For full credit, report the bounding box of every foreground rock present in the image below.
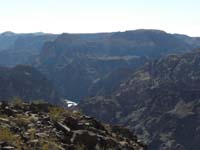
[0,101,147,150]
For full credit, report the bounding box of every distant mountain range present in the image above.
[32,29,200,101]
[0,29,200,150]
[1,29,200,101]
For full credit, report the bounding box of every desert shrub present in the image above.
[40,137,60,150]
[0,128,23,149]
[75,143,86,150]
[14,114,30,127]
[0,114,8,119]
[11,97,24,107]
[49,107,65,122]
[42,142,60,150]
[32,99,47,105]
[29,128,36,140]
[0,128,16,142]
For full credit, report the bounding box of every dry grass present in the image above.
[0,128,15,142]
[49,106,65,122]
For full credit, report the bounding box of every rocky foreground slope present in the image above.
[0,101,147,150]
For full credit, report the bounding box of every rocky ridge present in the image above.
[0,101,147,150]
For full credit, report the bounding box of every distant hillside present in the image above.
[0,65,61,104]
[35,54,148,101]
[0,32,57,66]
[1,30,200,101]
[88,68,134,97]
[0,31,18,51]
[38,30,199,59]
[79,49,200,150]
[106,30,194,57]
[33,29,200,101]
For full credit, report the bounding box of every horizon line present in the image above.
[0,29,198,37]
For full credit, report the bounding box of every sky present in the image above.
[0,0,200,36]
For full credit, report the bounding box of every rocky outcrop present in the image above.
[0,101,147,150]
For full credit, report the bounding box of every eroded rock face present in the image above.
[79,49,200,150]
[0,101,147,150]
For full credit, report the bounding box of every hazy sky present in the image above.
[0,0,200,36]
